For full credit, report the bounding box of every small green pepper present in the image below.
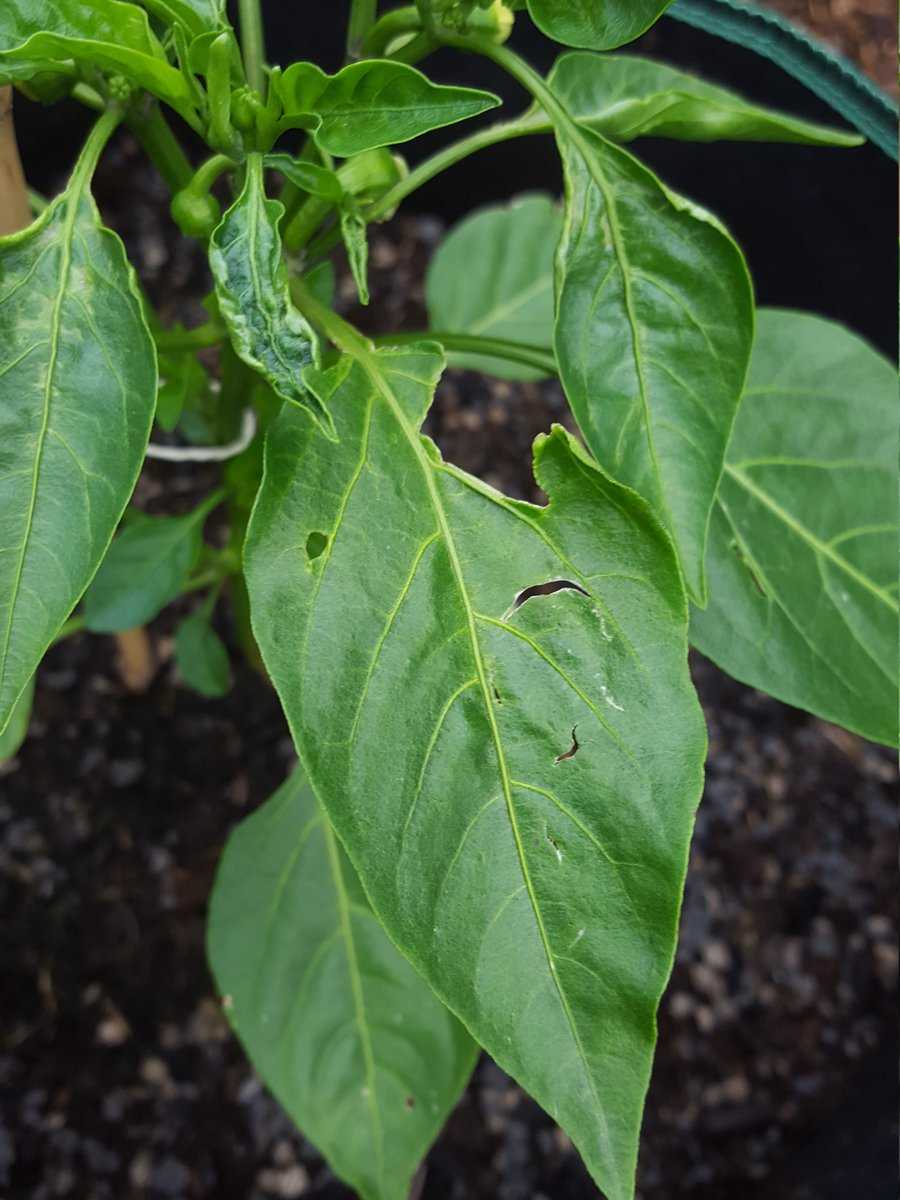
[170,189,222,239]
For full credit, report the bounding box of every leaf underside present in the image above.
[208,767,478,1200]
[245,342,706,1200]
[692,308,899,747]
[527,0,674,50]
[542,52,865,146]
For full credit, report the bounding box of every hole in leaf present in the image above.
[512,579,589,611]
[492,685,502,705]
[554,726,579,764]
[546,832,563,862]
[405,1096,415,1110]
[306,531,328,561]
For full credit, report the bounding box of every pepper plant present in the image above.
[0,0,895,1196]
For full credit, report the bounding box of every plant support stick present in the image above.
[0,87,31,235]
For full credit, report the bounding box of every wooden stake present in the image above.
[0,86,31,235]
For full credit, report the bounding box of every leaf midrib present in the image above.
[356,347,609,1149]
[322,803,385,1195]
[0,194,77,696]
[553,110,677,573]
[724,463,897,612]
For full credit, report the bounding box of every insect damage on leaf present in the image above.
[554,725,580,763]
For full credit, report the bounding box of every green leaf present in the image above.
[426,193,559,381]
[174,610,231,696]
[526,0,673,50]
[156,348,209,432]
[339,202,370,306]
[535,52,864,146]
[83,499,217,632]
[209,156,332,436]
[303,260,336,310]
[139,0,228,37]
[208,766,478,1200]
[0,0,196,121]
[0,672,34,761]
[692,309,898,747]
[265,153,344,202]
[275,60,500,157]
[245,338,707,1200]
[550,104,753,602]
[0,112,156,732]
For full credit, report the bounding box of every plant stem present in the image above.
[372,331,556,375]
[284,193,334,252]
[0,87,32,235]
[361,5,421,56]
[387,30,438,65]
[304,117,536,260]
[127,100,194,193]
[346,0,379,60]
[442,32,567,124]
[238,0,267,94]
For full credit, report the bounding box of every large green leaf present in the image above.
[549,97,753,602]
[426,193,559,381]
[208,767,478,1200]
[209,156,331,436]
[83,499,217,632]
[275,60,500,157]
[692,309,898,747]
[245,337,707,1200]
[0,0,196,120]
[532,52,864,146]
[0,112,155,732]
[526,0,673,50]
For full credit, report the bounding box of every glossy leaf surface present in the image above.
[209,157,331,434]
[692,309,898,747]
[535,52,864,146]
[175,611,231,697]
[208,767,478,1200]
[276,61,500,156]
[527,0,673,50]
[426,194,559,380]
[0,0,195,118]
[245,341,706,1200]
[551,111,753,602]
[83,507,211,632]
[265,153,344,202]
[0,129,155,730]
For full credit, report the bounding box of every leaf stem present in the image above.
[238,0,267,94]
[127,100,194,193]
[346,0,379,60]
[372,331,556,375]
[304,117,537,260]
[361,5,421,56]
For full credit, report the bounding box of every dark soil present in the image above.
[3,17,898,1196]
